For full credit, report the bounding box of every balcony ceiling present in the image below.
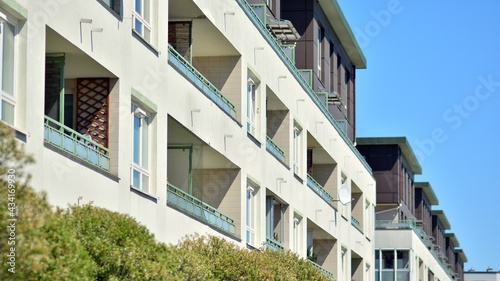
[167,118,236,169]
[45,27,116,79]
[170,0,239,57]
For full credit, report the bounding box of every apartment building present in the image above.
[357,137,467,281]
[465,268,500,281]
[1,0,376,279]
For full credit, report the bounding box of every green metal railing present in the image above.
[265,237,284,251]
[351,216,361,230]
[167,183,236,235]
[236,0,373,175]
[266,136,286,163]
[167,45,236,119]
[376,220,455,278]
[43,115,110,171]
[308,260,335,281]
[306,174,335,206]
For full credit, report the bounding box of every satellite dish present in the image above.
[337,183,351,205]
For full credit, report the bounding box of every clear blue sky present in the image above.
[338,0,500,271]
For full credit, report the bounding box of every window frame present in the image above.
[0,11,17,126]
[246,78,257,136]
[131,103,150,193]
[246,185,257,246]
[293,123,303,175]
[317,25,323,80]
[132,0,152,42]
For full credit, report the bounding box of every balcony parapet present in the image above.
[236,0,373,175]
[44,115,110,171]
[306,174,336,208]
[308,260,335,280]
[167,183,236,235]
[266,135,286,163]
[265,237,284,251]
[167,45,236,119]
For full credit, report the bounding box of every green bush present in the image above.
[0,122,332,280]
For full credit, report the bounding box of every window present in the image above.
[293,123,302,175]
[131,103,150,193]
[100,0,121,15]
[317,26,323,79]
[247,78,257,136]
[246,185,257,246]
[376,250,410,281]
[292,215,302,253]
[133,0,151,42]
[0,12,16,125]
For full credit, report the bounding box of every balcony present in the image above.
[235,0,373,174]
[266,135,286,163]
[308,260,335,281]
[167,45,236,119]
[351,216,361,231]
[44,116,110,171]
[376,220,456,278]
[167,183,236,235]
[306,174,334,206]
[265,237,284,251]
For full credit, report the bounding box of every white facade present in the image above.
[375,228,455,281]
[465,271,500,281]
[2,0,376,279]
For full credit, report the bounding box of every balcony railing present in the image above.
[167,183,236,235]
[44,115,110,171]
[265,237,284,251]
[235,0,372,175]
[308,260,335,281]
[167,45,236,119]
[351,216,361,230]
[306,174,335,206]
[266,136,285,163]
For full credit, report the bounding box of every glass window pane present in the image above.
[143,0,150,22]
[141,173,149,193]
[2,22,15,95]
[396,271,410,281]
[397,250,410,269]
[1,100,14,125]
[133,169,140,188]
[382,250,395,269]
[133,116,140,164]
[141,116,148,168]
[375,250,380,270]
[144,27,151,43]
[381,271,394,281]
[135,0,141,14]
[134,19,142,34]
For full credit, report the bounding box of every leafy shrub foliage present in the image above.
[0,122,331,280]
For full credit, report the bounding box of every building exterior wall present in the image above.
[2,0,376,280]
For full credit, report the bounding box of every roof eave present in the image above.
[432,210,451,230]
[415,182,439,205]
[318,0,367,69]
[356,137,422,174]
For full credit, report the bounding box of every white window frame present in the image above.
[293,123,302,175]
[0,11,17,126]
[246,185,256,246]
[292,215,302,253]
[132,0,152,42]
[317,26,322,79]
[246,78,257,136]
[131,103,150,193]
